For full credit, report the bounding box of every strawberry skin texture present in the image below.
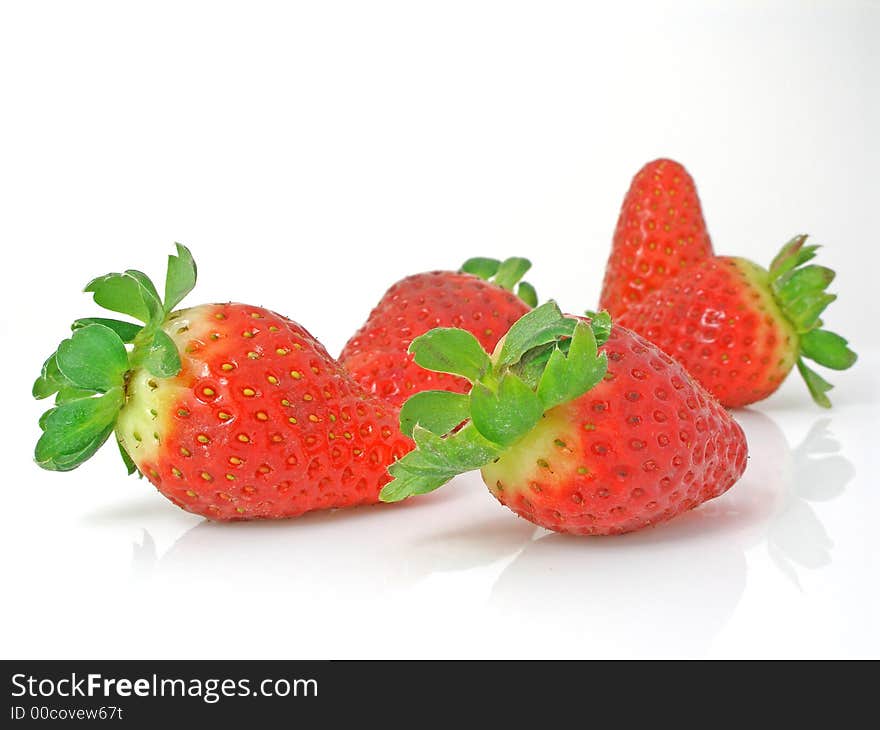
[482,324,748,535]
[340,271,530,407]
[599,159,714,318]
[117,303,413,520]
[617,257,799,408]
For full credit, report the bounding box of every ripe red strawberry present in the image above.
[340,257,535,407]
[616,235,857,408]
[599,159,714,318]
[380,303,748,536]
[33,245,412,520]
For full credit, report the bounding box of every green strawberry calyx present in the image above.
[32,244,198,472]
[380,302,610,502]
[460,256,538,307]
[767,235,857,408]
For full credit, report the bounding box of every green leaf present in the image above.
[42,423,117,472]
[380,423,501,501]
[537,321,607,411]
[787,292,837,333]
[584,310,612,347]
[516,281,538,308]
[399,390,471,438]
[117,437,138,476]
[460,257,501,280]
[470,374,543,447]
[512,341,557,389]
[140,329,182,378]
[34,388,124,471]
[38,408,53,431]
[497,301,575,368]
[793,244,819,268]
[493,257,532,290]
[769,234,805,271]
[125,269,162,307]
[409,328,492,382]
[85,270,163,324]
[164,243,197,313]
[380,469,452,502]
[796,358,833,408]
[55,324,130,393]
[776,265,835,302]
[769,235,816,281]
[56,383,99,403]
[766,236,851,340]
[800,329,857,371]
[413,422,500,472]
[72,317,143,343]
[33,353,67,400]
[461,256,536,304]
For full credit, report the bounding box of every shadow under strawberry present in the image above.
[488,527,747,658]
[487,411,854,657]
[131,474,535,590]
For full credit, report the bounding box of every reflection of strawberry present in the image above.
[617,236,857,408]
[765,418,853,585]
[33,245,412,520]
[142,479,533,592]
[340,257,535,407]
[381,303,748,535]
[599,159,714,318]
[490,530,747,657]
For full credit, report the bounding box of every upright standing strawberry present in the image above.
[599,159,714,318]
[616,235,857,408]
[380,303,748,536]
[33,245,412,520]
[340,257,536,407]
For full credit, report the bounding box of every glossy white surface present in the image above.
[1,1,877,659]
[3,351,877,659]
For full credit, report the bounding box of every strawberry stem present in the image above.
[460,256,538,306]
[379,303,609,502]
[766,235,856,407]
[33,244,197,472]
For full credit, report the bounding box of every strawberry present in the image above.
[599,159,714,318]
[340,257,536,407]
[616,235,857,408]
[33,244,412,520]
[380,303,748,536]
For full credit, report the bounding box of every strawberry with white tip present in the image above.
[33,245,412,520]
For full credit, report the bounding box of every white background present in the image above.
[1,1,877,658]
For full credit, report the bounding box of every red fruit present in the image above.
[33,245,412,520]
[482,325,747,535]
[380,303,748,536]
[617,236,857,408]
[340,257,535,407]
[599,159,714,318]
